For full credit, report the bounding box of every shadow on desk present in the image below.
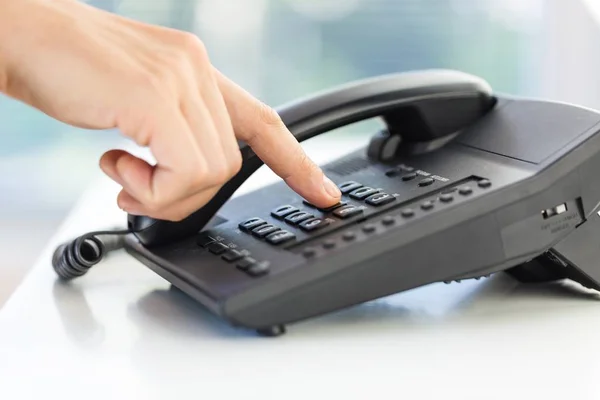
[51,272,600,345]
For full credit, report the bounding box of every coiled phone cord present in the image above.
[52,229,130,280]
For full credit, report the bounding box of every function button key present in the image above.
[317,202,347,213]
[271,205,299,219]
[207,241,229,255]
[402,172,417,181]
[399,164,415,172]
[236,257,256,271]
[222,249,244,262]
[365,192,396,206]
[349,187,381,200]
[299,218,331,232]
[418,177,435,187]
[284,211,314,225]
[401,208,415,218]
[382,216,395,226]
[239,217,267,232]
[421,201,435,210]
[247,261,270,277]
[478,179,492,188]
[332,205,364,219]
[440,193,454,203]
[252,224,280,238]
[303,247,317,258]
[458,186,473,195]
[442,187,457,194]
[338,181,363,194]
[197,234,216,248]
[362,224,376,233]
[266,230,296,245]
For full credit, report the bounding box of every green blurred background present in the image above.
[1,0,598,304]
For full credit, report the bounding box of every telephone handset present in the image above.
[53,69,600,337]
[128,69,495,247]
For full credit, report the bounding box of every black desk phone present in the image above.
[53,69,600,336]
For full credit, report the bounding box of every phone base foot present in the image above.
[256,325,286,337]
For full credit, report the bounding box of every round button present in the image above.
[303,247,316,258]
[402,173,417,181]
[421,201,434,210]
[418,178,434,187]
[342,232,356,241]
[458,186,473,195]
[401,208,415,218]
[478,179,491,188]
[440,193,454,203]
[382,216,395,226]
[323,240,336,249]
[362,224,376,233]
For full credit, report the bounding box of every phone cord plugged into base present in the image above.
[52,229,130,280]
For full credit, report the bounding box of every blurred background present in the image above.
[1,0,599,306]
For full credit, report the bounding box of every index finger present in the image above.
[213,69,342,208]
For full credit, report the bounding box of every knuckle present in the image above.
[228,153,243,177]
[176,32,209,63]
[256,102,283,128]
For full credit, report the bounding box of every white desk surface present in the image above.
[1,139,600,400]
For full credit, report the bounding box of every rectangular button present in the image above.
[299,218,331,232]
[333,205,364,219]
[207,242,229,255]
[338,181,363,194]
[303,201,346,213]
[236,257,256,271]
[349,187,381,200]
[239,217,266,232]
[266,230,296,245]
[252,224,280,238]
[271,205,299,219]
[365,192,396,206]
[222,249,244,262]
[284,211,313,225]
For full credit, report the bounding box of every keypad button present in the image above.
[418,178,435,187]
[304,200,346,212]
[197,234,216,248]
[459,186,473,195]
[421,201,435,210]
[365,192,396,206]
[252,224,280,238]
[440,193,454,203]
[401,208,415,218]
[271,205,299,219]
[338,181,363,194]
[478,179,491,188]
[299,218,331,232]
[207,242,229,255]
[349,187,381,200]
[402,172,417,181]
[332,205,364,219]
[442,187,457,194]
[266,230,296,245]
[236,257,256,271]
[247,261,270,277]
[222,249,244,262]
[239,217,267,232]
[399,164,415,172]
[284,211,314,225]
[382,216,395,225]
[362,224,376,233]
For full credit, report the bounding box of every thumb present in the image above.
[213,69,341,207]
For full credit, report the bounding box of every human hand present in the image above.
[0,0,341,221]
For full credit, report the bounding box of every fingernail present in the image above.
[323,175,341,198]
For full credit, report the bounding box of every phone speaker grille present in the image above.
[323,156,372,176]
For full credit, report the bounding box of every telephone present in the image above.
[53,69,600,336]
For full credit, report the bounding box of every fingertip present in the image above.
[286,169,341,209]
